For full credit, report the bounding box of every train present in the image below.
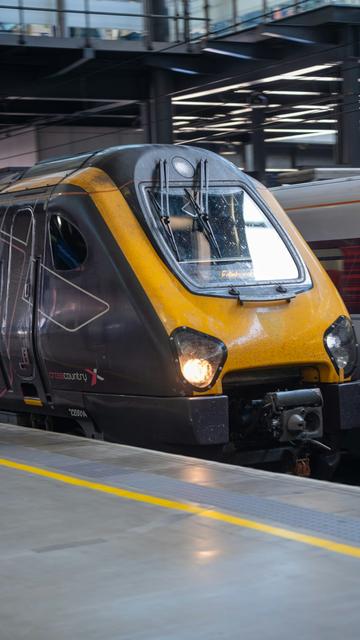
[0,145,358,475]
[272,174,360,370]
[273,173,360,461]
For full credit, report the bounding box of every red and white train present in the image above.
[273,172,360,363]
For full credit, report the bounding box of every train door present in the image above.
[0,201,12,396]
[6,207,35,380]
[2,197,48,402]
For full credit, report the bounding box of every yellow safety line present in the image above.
[1,456,359,559]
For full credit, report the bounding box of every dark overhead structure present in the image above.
[0,1,359,181]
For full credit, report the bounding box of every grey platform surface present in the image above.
[1,425,360,640]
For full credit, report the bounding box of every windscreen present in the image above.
[146,185,299,289]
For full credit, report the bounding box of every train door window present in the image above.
[49,215,87,271]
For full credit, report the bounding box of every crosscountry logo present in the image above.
[84,368,105,387]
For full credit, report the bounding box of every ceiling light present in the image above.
[204,127,240,132]
[174,115,222,121]
[265,128,329,133]
[173,82,251,101]
[264,90,322,96]
[274,113,303,119]
[179,126,239,133]
[307,118,337,123]
[173,100,249,107]
[207,123,247,129]
[284,64,338,76]
[203,47,253,60]
[250,64,338,86]
[288,110,333,118]
[291,104,333,109]
[267,118,304,123]
[229,108,252,116]
[266,168,299,172]
[275,108,334,119]
[266,130,336,142]
[261,31,314,44]
[175,100,279,111]
[170,67,199,75]
[177,140,242,145]
[290,75,341,81]
[176,65,340,103]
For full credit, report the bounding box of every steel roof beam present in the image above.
[0,72,148,101]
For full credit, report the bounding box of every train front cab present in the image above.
[82,145,360,471]
[0,145,359,474]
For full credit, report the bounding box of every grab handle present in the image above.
[228,286,295,305]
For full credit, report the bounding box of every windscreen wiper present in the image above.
[186,158,221,258]
[150,160,180,261]
[184,184,222,259]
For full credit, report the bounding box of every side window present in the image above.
[49,215,87,271]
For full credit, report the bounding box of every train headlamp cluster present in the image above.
[171,328,227,390]
[324,316,357,377]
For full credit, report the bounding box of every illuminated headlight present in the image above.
[324,316,357,377]
[171,327,227,390]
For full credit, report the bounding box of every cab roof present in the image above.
[0,145,256,194]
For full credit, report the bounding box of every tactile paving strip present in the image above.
[2,441,360,545]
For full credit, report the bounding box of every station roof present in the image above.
[0,3,358,161]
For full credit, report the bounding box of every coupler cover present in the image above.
[264,389,323,442]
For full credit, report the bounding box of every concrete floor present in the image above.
[1,425,360,640]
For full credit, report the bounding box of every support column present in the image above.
[147,69,173,144]
[56,0,65,37]
[140,102,151,143]
[148,0,170,43]
[336,57,360,166]
[336,26,360,166]
[250,107,266,183]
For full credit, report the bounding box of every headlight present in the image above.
[324,316,357,377]
[171,327,227,390]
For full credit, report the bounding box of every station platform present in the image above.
[1,425,360,639]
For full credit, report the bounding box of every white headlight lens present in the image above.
[171,328,227,390]
[325,334,342,351]
[182,358,214,387]
[324,316,357,376]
